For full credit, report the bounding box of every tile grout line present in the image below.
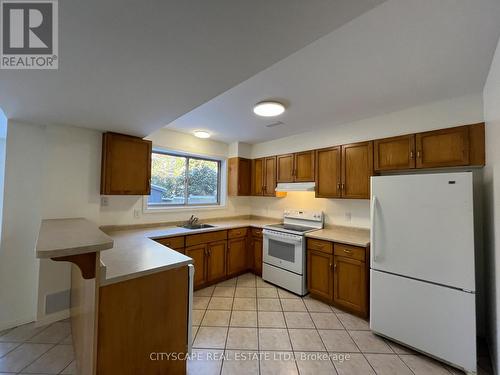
[277,291,300,375]
[253,277,262,375]
[219,281,236,375]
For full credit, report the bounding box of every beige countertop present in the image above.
[36,218,114,259]
[99,218,280,286]
[305,225,370,247]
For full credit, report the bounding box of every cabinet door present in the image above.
[207,241,227,282]
[416,126,469,168]
[252,238,263,276]
[341,141,373,199]
[315,147,341,198]
[294,150,315,182]
[252,158,264,196]
[263,156,277,196]
[276,154,294,183]
[333,256,367,317]
[185,244,207,288]
[228,158,251,196]
[227,238,248,276]
[307,249,334,302]
[101,132,152,195]
[374,135,415,171]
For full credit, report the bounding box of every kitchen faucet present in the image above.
[187,215,199,226]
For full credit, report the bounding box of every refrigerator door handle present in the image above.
[371,195,377,262]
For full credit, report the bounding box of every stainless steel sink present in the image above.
[178,223,216,230]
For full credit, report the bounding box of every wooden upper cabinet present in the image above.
[342,141,373,199]
[374,135,416,171]
[228,157,251,196]
[100,132,152,195]
[252,156,277,196]
[276,154,294,183]
[416,126,469,168]
[251,158,264,196]
[277,151,315,183]
[315,147,341,198]
[294,150,315,182]
[263,156,277,196]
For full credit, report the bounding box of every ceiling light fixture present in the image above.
[193,130,210,139]
[253,101,285,117]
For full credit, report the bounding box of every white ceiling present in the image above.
[0,0,387,137]
[168,0,500,144]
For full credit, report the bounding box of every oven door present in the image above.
[263,230,304,275]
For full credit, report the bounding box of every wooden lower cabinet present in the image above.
[185,244,207,288]
[97,266,188,374]
[333,255,367,316]
[206,241,227,282]
[307,239,369,318]
[227,237,248,276]
[307,249,334,302]
[252,238,263,276]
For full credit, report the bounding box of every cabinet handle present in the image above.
[337,182,341,191]
[208,249,212,256]
[417,150,421,158]
[334,263,337,271]
[330,263,333,270]
[410,151,414,159]
[341,183,345,191]
[343,249,352,254]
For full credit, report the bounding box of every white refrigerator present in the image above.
[370,172,476,373]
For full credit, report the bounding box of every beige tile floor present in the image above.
[0,319,74,374]
[0,272,491,375]
[191,272,492,375]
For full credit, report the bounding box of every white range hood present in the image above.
[275,182,315,192]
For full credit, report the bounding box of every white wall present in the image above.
[0,121,45,330]
[483,35,500,374]
[249,94,484,229]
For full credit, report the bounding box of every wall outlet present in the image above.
[133,209,140,219]
[100,196,109,207]
[344,212,352,223]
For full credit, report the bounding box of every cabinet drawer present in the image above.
[307,239,333,254]
[228,227,248,239]
[334,244,365,262]
[155,236,185,250]
[251,228,263,237]
[185,230,227,247]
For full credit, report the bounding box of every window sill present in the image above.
[142,201,227,214]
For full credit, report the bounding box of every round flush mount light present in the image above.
[193,130,210,139]
[253,101,285,117]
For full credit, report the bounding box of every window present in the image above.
[148,151,221,207]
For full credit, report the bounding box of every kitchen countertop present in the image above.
[99,218,279,286]
[305,225,370,247]
[36,218,114,259]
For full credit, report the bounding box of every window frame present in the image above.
[146,149,223,210]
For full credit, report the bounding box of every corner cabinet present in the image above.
[228,157,251,196]
[100,132,152,195]
[307,238,369,318]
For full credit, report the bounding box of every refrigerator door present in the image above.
[371,172,475,291]
[370,270,476,373]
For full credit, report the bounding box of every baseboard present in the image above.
[35,309,70,328]
[487,335,498,375]
[0,314,36,332]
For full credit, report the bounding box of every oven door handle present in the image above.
[264,232,302,244]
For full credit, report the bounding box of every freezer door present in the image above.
[370,270,476,373]
[371,172,475,291]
